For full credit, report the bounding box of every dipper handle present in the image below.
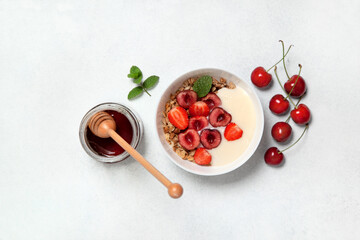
[88,112,183,198]
[108,129,183,198]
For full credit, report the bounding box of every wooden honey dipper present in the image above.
[88,111,183,198]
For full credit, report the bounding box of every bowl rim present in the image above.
[155,68,264,176]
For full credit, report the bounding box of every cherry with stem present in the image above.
[285,96,303,123]
[291,103,311,125]
[280,41,307,97]
[276,41,303,99]
[264,124,309,165]
[251,45,293,88]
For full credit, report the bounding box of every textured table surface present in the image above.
[1,0,360,239]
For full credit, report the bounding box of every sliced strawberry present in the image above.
[209,107,232,127]
[176,90,198,109]
[178,129,200,150]
[194,148,212,165]
[200,129,221,149]
[224,123,243,141]
[167,106,189,130]
[201,93,222,111]
[188,116,208,131]
[189,101,210,117]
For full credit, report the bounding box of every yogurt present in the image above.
[209,87,257,166]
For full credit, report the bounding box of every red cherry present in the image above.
[251,67,272,88]
[291,104,311,125]
[271,122,292,142]
[269,94,290,115]
[264,147,284,165]
[284,75,306,97]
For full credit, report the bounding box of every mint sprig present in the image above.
[193,75,213,97]
[127,66,159,100]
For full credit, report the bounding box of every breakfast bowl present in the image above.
[156,68,264,176]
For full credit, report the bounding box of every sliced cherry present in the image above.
[176,90,197,109]
[264,147,284,165]
[201,93,222,111]
[291,104,311,125]
[269,94,290,115]
[200,129,221,149]
[271,122,292,142]
[209,107,232,127]
[178,129,200,150]
[188,116,208,131]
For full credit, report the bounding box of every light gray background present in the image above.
[1,0,359,239]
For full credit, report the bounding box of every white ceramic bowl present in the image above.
[156,68,264,176]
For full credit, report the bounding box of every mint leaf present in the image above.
[193,75,212,97]
[143,75,159,89]
[127,73,137,78]
[128,66,143,84]
[133,75,142,84]
[128,86,144,100]
[129,66,141,78]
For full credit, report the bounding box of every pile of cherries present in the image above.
[251,41,311,165]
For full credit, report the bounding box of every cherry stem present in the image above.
[266,44,293,72]
[280,40,291,79]
[285,97,302,123]
[279,124,309,154]
[295,95,303,107]
[285,64,302,99]
[274,66,297,108]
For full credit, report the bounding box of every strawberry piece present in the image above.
[201,93,222,111]
[178,129,200,150]
[188,116,208,131]
[189,101,210,117]
[176,90,198,109]
[167,106,189,130]
[224,123,243,141]
[194,148,212,165]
